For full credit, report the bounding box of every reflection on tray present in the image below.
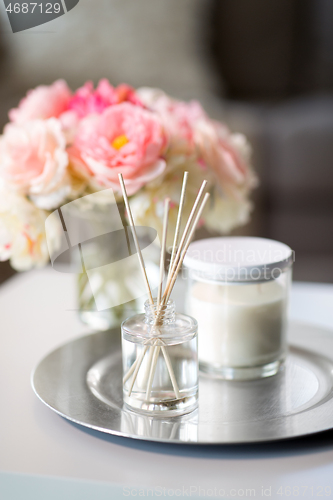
[121,409,198,442]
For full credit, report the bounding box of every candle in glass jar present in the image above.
[187,279,287,368]
[183,237,293,379]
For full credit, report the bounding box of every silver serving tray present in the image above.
[32,322,333,444]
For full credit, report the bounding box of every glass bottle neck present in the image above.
[144,299,176,326]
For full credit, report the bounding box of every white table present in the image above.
[1,268,333,499]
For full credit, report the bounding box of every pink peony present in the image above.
[162,99,207,152]
[67,79,143,119]
[114,83,143,107]
[138,88,256,196]
[69,102,166,195]
[138,88,207,153]
[194,119,256,198]
[9,80,71,124]
[0,119,70,209]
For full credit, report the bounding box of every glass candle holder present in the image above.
[122,300,198,416]
[183,237,293,380]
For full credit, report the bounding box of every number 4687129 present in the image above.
[5,3,62,14]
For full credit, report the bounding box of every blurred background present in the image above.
[0,0,332,284]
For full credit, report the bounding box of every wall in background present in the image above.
[0,0,332,284]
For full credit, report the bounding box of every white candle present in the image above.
[187,280,287,368]
[183,237,293,379]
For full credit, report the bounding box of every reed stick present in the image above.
[139,340,156,387]
[157,198,170,307]
[145,341,181,402]
[123,355,140,384]
[152,179,207,326]
[161,345,181,399]
[118,173,154,306]
[163,192,210,304]
[167,172,188,281]
[164,179,207,294]
[145,340,160,400]
[127,345,149,397]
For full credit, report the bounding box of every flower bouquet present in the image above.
[0,79,257,328]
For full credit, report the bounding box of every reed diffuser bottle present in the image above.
[118,171,209,416]
[122,300,198,415]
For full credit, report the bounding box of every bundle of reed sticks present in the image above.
[118,172,209,402]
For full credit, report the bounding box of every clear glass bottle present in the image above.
[122,299,198,416]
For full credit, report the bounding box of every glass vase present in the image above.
[77,242,160,331]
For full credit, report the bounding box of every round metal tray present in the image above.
[32,322,333,444]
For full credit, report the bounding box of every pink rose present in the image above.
[194,119,256,198]
[67,80,114,118]
[69,102,166,195]
[9,80,71,124]
[0,119,70,209]
[138,88,257,198]
[114,83,143,107]
[138,88,206,153]
[67,79,143,119]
